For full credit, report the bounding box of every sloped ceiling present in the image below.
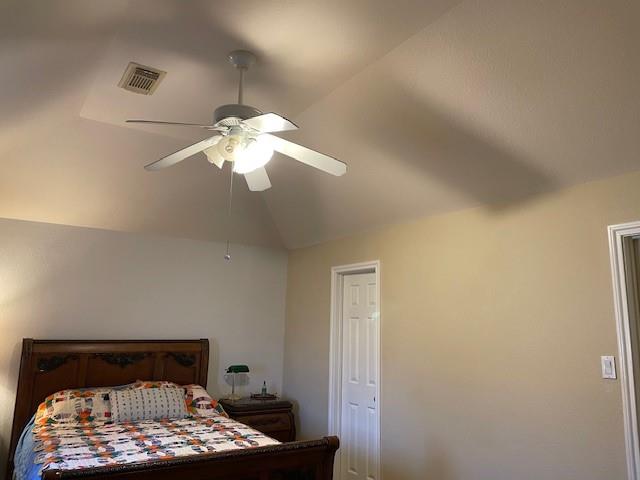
[2,0,640,248]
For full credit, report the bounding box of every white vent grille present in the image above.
[118,62,166,95]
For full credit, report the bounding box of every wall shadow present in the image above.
[346,76,558,211]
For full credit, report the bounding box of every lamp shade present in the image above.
[226,364,250,374]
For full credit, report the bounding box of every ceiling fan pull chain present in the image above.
[224,164,234,261]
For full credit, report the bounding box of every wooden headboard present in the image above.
[7,338,209,476]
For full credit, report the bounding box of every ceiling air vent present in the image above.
[118,62,166,95]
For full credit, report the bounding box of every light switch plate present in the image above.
[601,356,617,379]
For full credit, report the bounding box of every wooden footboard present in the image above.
[41,436,339,480]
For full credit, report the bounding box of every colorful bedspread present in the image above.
[14,415,279,479]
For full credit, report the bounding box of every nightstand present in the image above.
[219,397,296,442]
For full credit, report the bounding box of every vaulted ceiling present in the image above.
[2,0,640,248]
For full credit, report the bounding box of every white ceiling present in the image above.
[2,0,640,248]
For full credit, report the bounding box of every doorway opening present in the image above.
[609,221,640,480]
[329,261,381,480]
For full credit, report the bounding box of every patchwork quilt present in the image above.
[25,415,279,477]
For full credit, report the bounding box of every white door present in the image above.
[341,272,379,480]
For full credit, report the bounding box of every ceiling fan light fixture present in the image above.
[233,136,274,174]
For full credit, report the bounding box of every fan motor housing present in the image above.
[214,104,262,125]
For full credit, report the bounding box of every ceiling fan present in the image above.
[127,50,347,192]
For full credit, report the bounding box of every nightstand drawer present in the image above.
[219,397,296,442]
[235,413,291,432]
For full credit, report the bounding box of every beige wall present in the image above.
[282,171,640,480]
[0,218,288,472]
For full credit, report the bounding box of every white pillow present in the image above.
[109,387,187,422]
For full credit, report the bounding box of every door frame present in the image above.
[609,221,640,480]
[328,260,381,479]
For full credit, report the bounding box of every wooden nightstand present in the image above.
[219,397,296,442]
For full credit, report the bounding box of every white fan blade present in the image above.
[244,167,272,191]
[243,113,298,133]
[144,135,222,171]
[264,134,346,176]
[127,120,225,131]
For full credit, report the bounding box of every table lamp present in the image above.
[225,364,249,400]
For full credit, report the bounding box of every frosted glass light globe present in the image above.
[204,144,225,168]
[233,136,274,174]
[216,135,243,161]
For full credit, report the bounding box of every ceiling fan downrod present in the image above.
[227,50,256,106]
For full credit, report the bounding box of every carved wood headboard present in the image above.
[7,338,209,476]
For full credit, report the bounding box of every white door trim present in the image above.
[609,221,640,480]
[329,260,381,480]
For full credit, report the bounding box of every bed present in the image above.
[7,339,338,480]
